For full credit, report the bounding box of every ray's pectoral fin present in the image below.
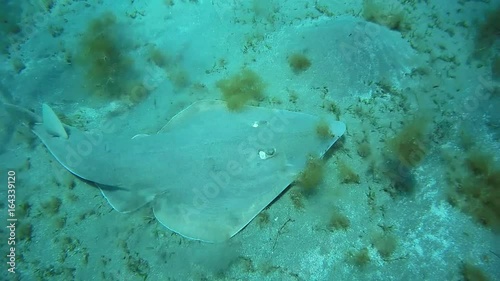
[42,103,68,139]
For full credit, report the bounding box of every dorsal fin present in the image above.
[42,103,68,139]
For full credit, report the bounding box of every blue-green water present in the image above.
[0,0,499,280]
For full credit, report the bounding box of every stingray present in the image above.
[29,100,345,242]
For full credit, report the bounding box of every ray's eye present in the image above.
[258,148,276,160]
[252,120,268,128]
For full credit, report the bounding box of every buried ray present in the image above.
[32,100,345,242]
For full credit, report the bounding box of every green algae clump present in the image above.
[297,156,325,193]
[77,12,145,102]
[287,53,311,74]
[216,69,266,110]
[315,119,333,140]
